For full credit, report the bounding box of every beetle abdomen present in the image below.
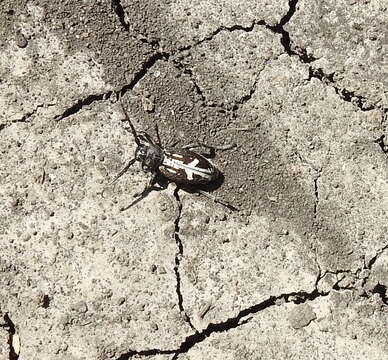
[159,149,219,184]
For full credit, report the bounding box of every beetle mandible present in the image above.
[111,99,234,198]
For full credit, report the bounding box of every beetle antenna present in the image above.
[109,158,136,185]
[119,97,140,146]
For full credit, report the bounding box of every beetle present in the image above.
[111,99,235,206]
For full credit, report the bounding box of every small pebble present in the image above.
[142,96,155,112]
[72,301,88,314]
[22,233,31,242]
[10,198,19,208]
[117,297,125,305]
[288,303,316,329]
[15,30,28,48]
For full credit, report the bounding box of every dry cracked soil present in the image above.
[0,0,387,359]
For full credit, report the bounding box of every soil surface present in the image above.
[0,1,387,359]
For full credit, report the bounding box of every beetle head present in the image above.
[134,143,164,173]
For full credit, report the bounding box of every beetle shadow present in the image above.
[120,172,169,211]
[120,184,165,211]
[194,171,224,192]
[199,148,216,159]
[178,172,238,211]
[120,172,232,211]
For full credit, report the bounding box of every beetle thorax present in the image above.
[135,143,164,172]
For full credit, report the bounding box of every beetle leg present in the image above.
[184,188,238,211]
[138,131,155,145]
[133,172,159,197]
[182,142,236,151]
[119,97,141,145]
[110,158,136,185]
[154,123,162,147]
[120,177,166,211]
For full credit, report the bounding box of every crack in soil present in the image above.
[293,150,323,218]
[1,103,55,131]
[54,52,169,121]
[10,0,384,131]
[110,254,388,360]
[171,61,206,104]
[178,20,265,53]
[365,243,388,272]
[171,288,327,359]
[308,68,375,111]
[266,0,312,61]
[111,0,129,31]
[313,176,319,217]
[233,56,282,113]
[370,283,388,305]
[264,0,380,112]
[114,284,329,360]
[111,0,160,48]
[116,348,176,360]
[318,243,388,302]
[54,92,111,121]
[54,0,380,123]
[2,314,18,360]
[173,187,197,332]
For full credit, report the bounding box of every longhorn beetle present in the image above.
[111,99,236,209]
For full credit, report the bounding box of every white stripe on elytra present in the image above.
[163,157,213,180]
[165,152,183,159]
[165,167,177,174]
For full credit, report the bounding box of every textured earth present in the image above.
[0,1,387,359]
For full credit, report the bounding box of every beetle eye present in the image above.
[142,163,150,172]
[135,146,146,160]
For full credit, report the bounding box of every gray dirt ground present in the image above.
[0,0,387,359]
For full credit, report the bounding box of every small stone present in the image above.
[142,96,155,112]
[117,297,125,305]
[15,30,28,48]
[150,322,158,331]
[317,273,336,293]
[10,198,19,208]
[72,301,88,314]
[288,303,317,329]
[22,233,31,242]
[157,266,167,274]
[337,273,355,289]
